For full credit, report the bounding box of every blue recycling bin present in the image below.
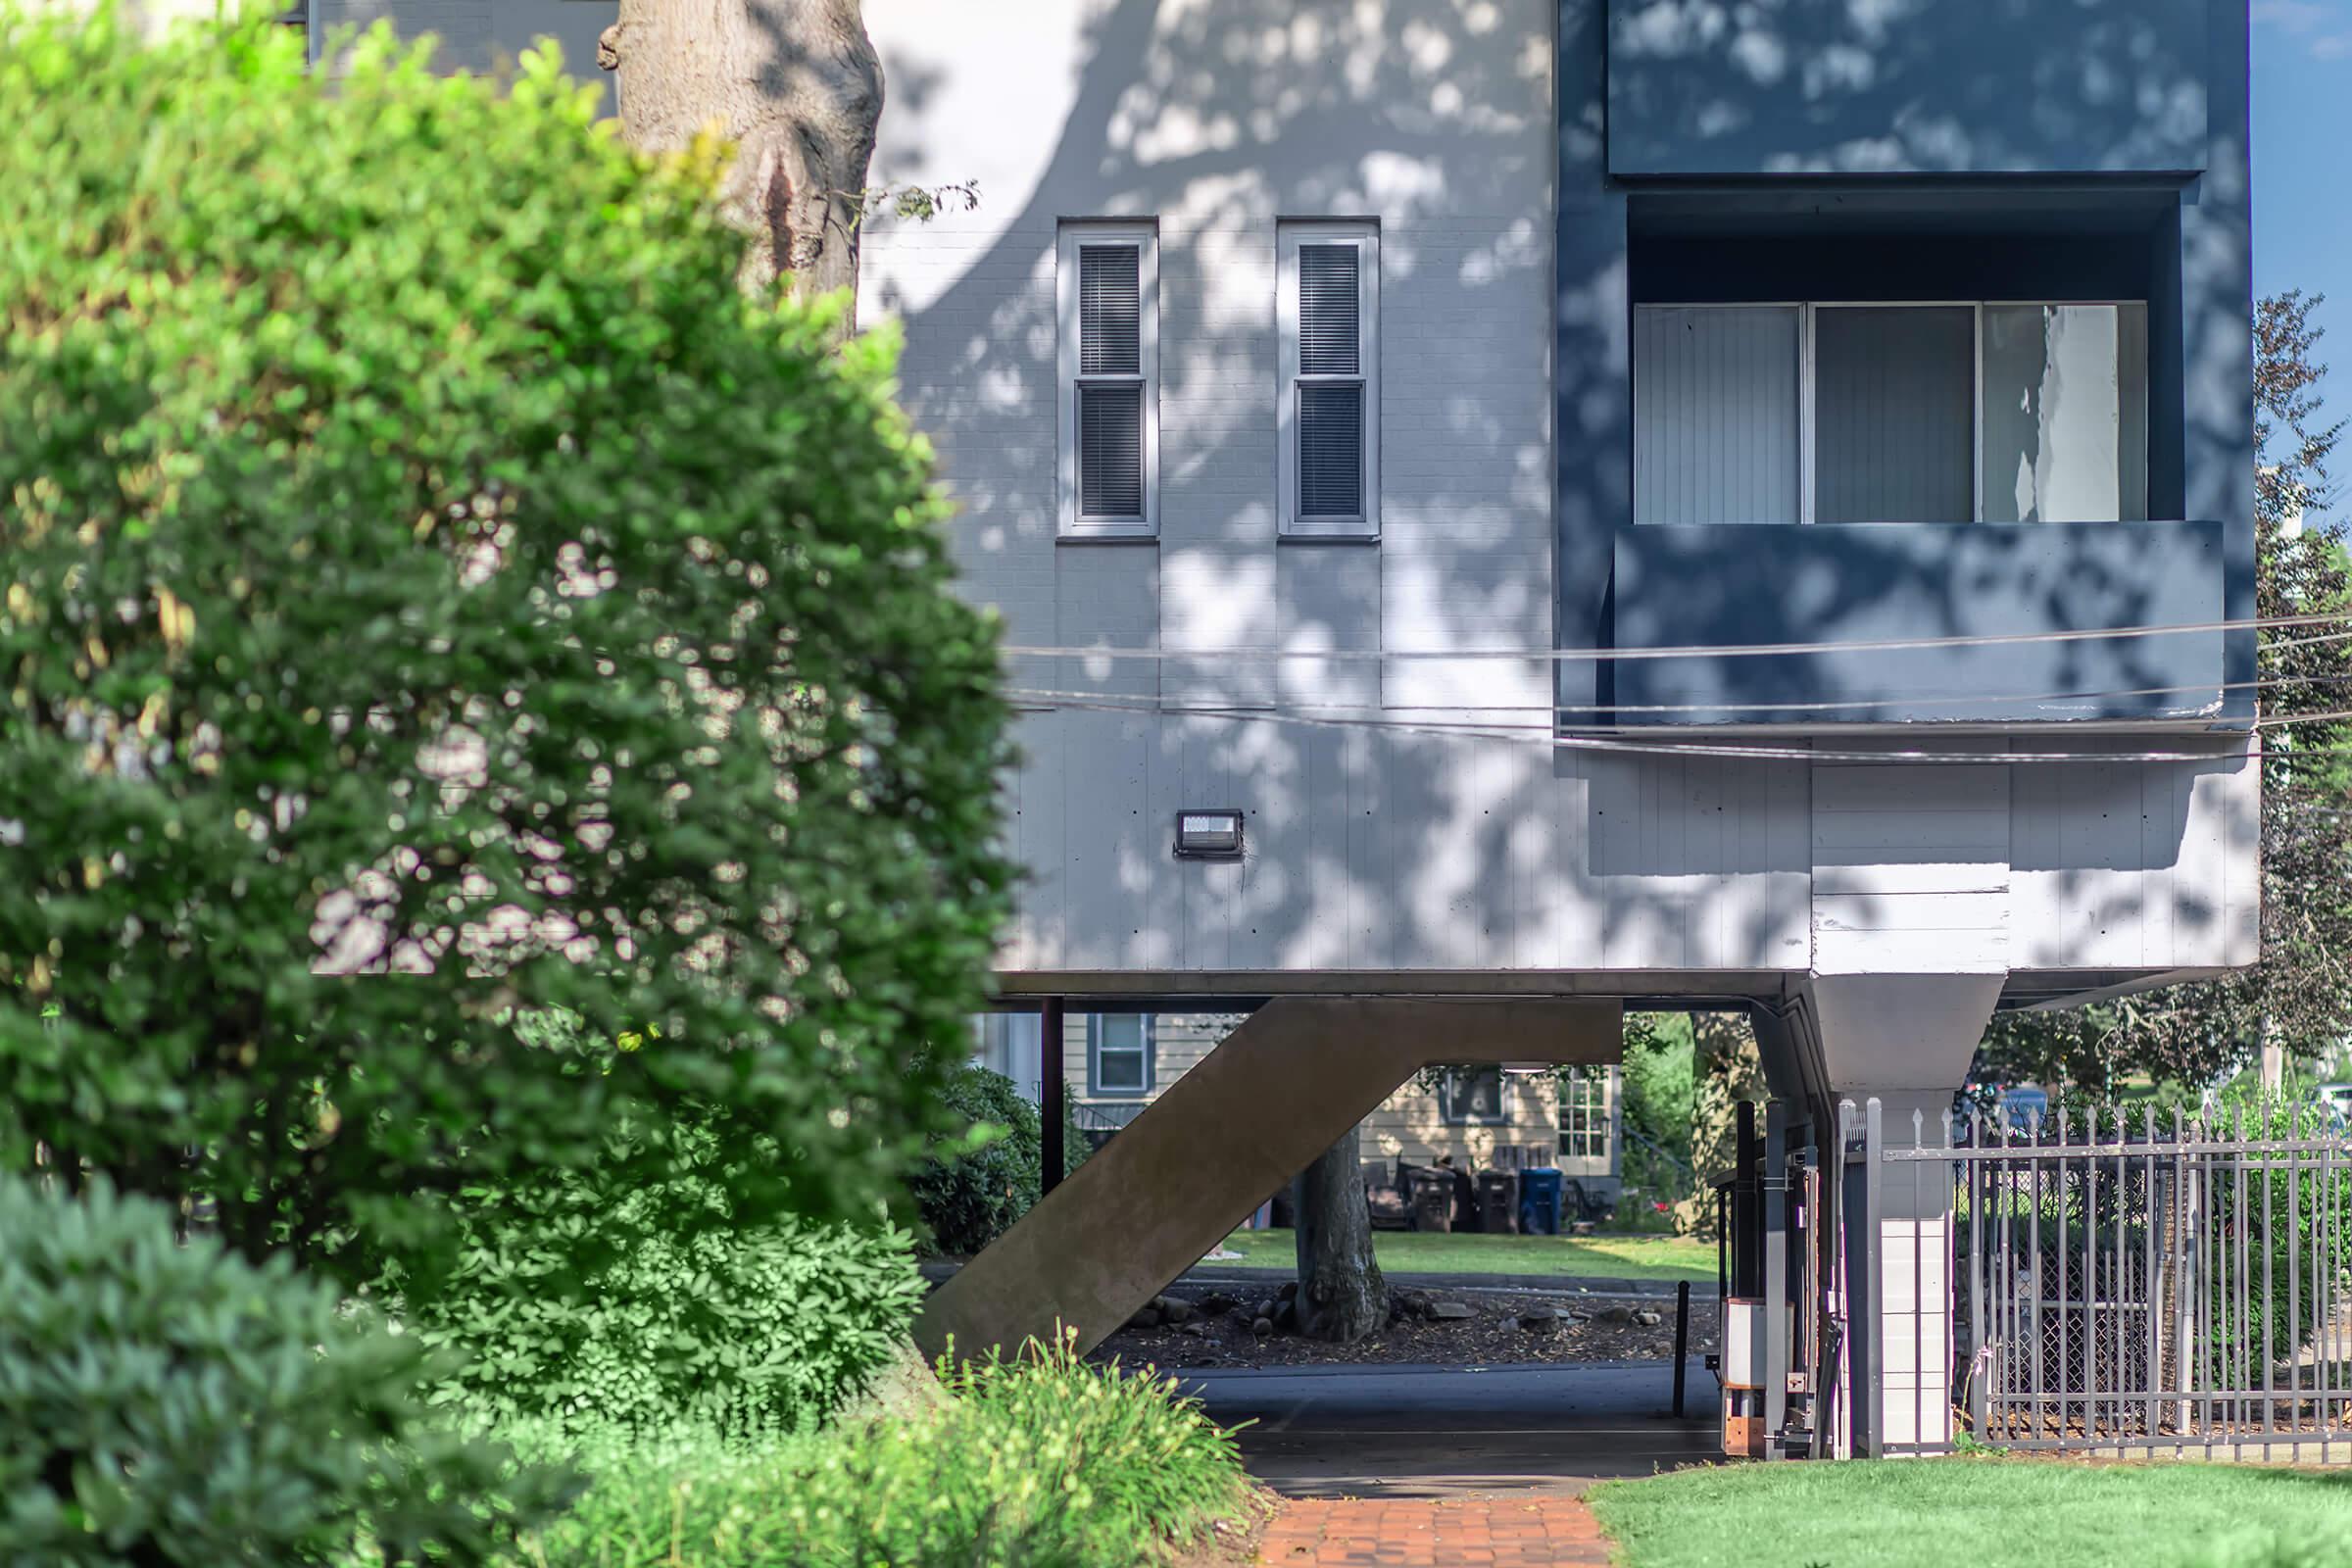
[1519,1167,1564,1236]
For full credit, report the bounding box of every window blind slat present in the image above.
[1298,382,1364,517]
[1297,244,1359,374]
[1078,383,1145,517]
[1079,245,1141,375]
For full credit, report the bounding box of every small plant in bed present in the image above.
[503,1333,1255,1567]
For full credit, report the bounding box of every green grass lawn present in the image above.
[1590,1457,2352,1568]
[1208,1226,1715,1284]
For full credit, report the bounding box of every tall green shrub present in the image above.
[0,9,1011,1287]
[0,1174,566,1566]
[409,1107,927,1435]
[910,1065,1086,1255]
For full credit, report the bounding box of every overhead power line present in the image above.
[996,687,2352,767]
[998,608,2352,667]
[1008,671,2352,721]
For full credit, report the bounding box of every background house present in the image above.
[972,1012,1621,1201]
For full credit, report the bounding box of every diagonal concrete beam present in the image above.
[914,997,1622,1364]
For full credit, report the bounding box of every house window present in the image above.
[1633,302,2148,525]
[1057,222,1158,536]
[1558,1067,1611,1162]
[1439,1066,1509,1127]
[1088,1013,1154,1097]
[1279,221,1379,537]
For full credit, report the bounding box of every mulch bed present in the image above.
[1088,1283,1720,1371]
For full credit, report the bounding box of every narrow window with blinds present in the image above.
[1279,221,1379,537]
[1057,222,1158,535]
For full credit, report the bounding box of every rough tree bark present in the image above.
[599,0,880,317]
[1293,1124,1390,1343]
[1671,1010,1765,1240]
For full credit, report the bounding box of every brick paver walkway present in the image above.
[1255,1495,1612,1566]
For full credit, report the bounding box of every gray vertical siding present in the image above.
[1004,711,2254,982]
[1632,306,1801,525]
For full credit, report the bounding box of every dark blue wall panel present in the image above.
[1607,0,2212,176]
[1605,520,2253,725]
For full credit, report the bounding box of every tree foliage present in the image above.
[0,11,1011,1286]
[406,1104,928,1436]
[1982,292,2352,1092]
[0,1173,569,1566]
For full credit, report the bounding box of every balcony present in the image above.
[1605,518,2249,726]
[1597,293,2252,727]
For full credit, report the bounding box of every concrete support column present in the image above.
[1803,973,2003,1456]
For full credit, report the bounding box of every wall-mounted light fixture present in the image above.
[1173,808,1245,859]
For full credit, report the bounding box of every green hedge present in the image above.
[503,1339,1251,1567]
[0,1174,566,1566]
[910,1065,1089,1255]
[408,1106,927,1436]
[0,5,1011,1289]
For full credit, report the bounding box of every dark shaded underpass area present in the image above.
[1180,1360,1720,1500]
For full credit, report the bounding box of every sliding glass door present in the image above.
[1632,301,2149,525]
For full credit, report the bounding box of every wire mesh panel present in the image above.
[1866,1100,2352,1460]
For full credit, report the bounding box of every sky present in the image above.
[2254,1,2352,403]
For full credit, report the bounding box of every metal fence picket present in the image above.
[1856,1096,2352,1459]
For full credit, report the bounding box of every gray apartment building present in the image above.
[322,0,2255,1459]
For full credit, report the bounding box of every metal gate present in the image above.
[1854,1098,2352,1460]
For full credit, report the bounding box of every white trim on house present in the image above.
[1277,220,1380,539]
[1056,220,1159,539]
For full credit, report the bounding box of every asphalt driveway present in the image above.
[1177,1358,1721,1499]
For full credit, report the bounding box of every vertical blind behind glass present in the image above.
[1296,242,1363,517]
[1632,306,1801,525]
[1078,384,1144,517]
[1075,241,1143,517]
[1812,306,1975,524]
[1297,244,1359,374]
[1078,244,1141,374]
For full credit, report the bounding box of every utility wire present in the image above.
[998,688,2352,766]
[1005,670,2352,721]
[998,607,2352,666]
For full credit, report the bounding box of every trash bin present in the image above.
[1475,1169,1520,1234]
[1519,1167,1564,1235]
[1406,1167,1453,1233]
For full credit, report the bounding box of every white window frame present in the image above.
[1087,1013,1155,1098]
[1634,299,2147,525]
[1278,220,1381,539]
[1438,1066,1510,1128]
[1555,1065,1616,1173]
[1057,221,1159,538]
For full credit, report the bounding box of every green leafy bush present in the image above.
[502,1338,1251,1567]
[409,1106,926,1435]
[0,8,1011,1288]
[0,1174,566,1566]
[911,1065,1087,1255]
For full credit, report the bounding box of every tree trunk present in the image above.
[1671,1010,1765,1241]
[599,0,880,318]
[1292,1124,1389,1344]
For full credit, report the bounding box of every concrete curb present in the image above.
[920,1258,1702,1299]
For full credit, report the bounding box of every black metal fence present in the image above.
[1856,1097,2352,1460]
